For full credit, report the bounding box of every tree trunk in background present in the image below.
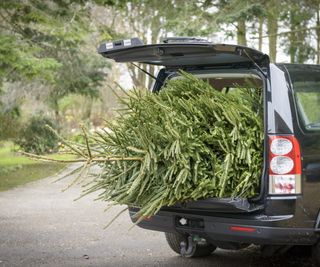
[317,4,320,64]
[267,19,278,62]
[138,63,146,88]
[82,98,93,122]
[237,18,247,46]
[148,65,155,89]
[148,13,160,89]
[51,99,61,132]
[258,17,263,51]
[289,9,297,63]
[267,2,279,63]
[297,20,308,63]
[127,64,144,88]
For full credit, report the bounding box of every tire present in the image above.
[165,232,216,257]
[312,242,320,267]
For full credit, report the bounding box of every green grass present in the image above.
[0,142,75,192]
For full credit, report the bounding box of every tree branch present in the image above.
[20,151,143,163]
[251,25,320,39]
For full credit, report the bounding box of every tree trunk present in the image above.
[52,99,61,132]
[82,97,93,122]
[317,4,320,64]
[297,20,308,63]
[237,18,247,46]
[127,64,144,88]
[148,65,155,89]
[289,10,297,63]
[148,11,161,89]
[138,63,146,88]
[258,17,263,51]
[267,4,279,63]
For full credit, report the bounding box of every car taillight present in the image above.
[269,135,301,195]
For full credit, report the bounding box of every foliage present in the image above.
[0,33,61,84]
[69,132,86,145]
[281,0,316,63]
[213,0,263,26]
[101,0,217,88]
[48,53,106,111]
[0,0,110,129]
[64,73,264,219]
[0,1,68,84]
[15,115,59,154]
[0,105,21,140]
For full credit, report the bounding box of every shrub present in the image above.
[0,107,22,141]
[15,115,59,154]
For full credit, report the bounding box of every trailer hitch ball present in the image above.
[180,235,205,257]
[180,235,196,257]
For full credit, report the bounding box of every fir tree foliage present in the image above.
[72,73,264,219]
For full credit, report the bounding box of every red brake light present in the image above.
[230,226,257,233]
[269,135,301,175]
[268,135,302,194]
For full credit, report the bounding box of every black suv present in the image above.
[98,37,320,264]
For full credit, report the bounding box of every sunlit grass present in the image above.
[0,142,75,191]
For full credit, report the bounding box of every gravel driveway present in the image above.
[0,164,312,267]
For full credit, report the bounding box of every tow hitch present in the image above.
[180,235,197,257]
[180,235,207,257]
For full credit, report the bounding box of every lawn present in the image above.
[0,142,75,191]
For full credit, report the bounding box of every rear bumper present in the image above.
[129,209,318,245]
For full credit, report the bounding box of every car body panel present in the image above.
[282,64,320,225]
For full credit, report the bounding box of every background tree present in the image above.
[213,0,263,46]
[0,0,111,137]
[305,0,320,64]
[95,0,216,88]
[281,0,315,63]
[265,0,281,62]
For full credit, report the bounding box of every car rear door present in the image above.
[98,38,269,68]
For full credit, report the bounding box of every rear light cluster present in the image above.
[269,135,301,195]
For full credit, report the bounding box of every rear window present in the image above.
[171,73,263,92]
[286,64,320,131]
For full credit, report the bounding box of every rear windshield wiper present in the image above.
[242,49,267,79]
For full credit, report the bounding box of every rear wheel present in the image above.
[165,232,216,257]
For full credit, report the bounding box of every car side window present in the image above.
[295,91,320,129]
[286,65,320,131]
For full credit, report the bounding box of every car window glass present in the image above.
[169,74,263,115]
[286,65,320,131]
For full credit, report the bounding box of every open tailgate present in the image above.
[98,38,269,68]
